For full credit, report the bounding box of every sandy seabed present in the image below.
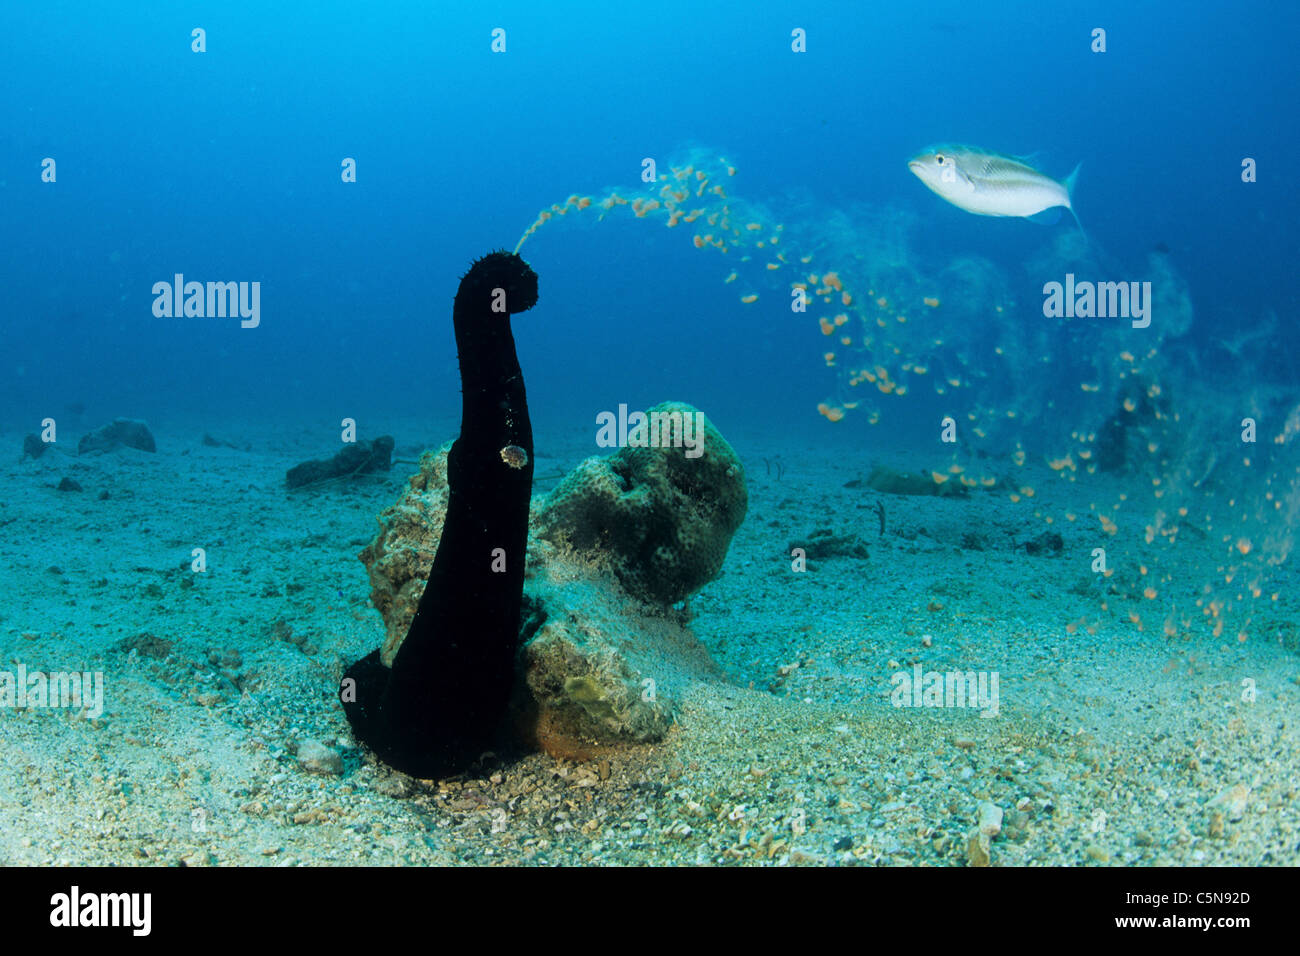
[2,414,1297,867]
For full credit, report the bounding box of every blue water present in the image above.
[2,0,1296,435]
[5,1,1300,876]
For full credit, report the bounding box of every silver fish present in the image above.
[908,145,1082,231]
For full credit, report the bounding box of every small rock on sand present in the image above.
[296,740,342,775]
[977,800,1003,837]
[1206,783,1249,822]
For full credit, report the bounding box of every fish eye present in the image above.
[935,153,945,164]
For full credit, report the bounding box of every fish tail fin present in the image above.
[1063,161,1083,198]
[1063,162,1086,244]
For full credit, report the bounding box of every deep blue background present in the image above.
[2,0,1296,440]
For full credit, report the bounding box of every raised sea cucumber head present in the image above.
[458,250,539,314]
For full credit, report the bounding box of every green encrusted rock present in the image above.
[535,401,748,605]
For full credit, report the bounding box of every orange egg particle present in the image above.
[693,235,705,248]
[741,293,758,304]
[819,317,834,335]
[841,292,852,306]
[840,335,852,345]
[833,313,848,326]
[822,272,843,292]
[746,222,762,231]
[724,272,738,283]
[923,296,940,307]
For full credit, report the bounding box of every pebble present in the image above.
[977,800,1003,837]
[788,849,823,866]
[965,828,991,867]
[1206,783,1249,821]
[296,740,343,776]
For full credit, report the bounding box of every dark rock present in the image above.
[834,836,854,851]
[116,632,174,659]
[1024,531,1063,555]
[98,490,110,500]
[789,528,869,560]
[22,434,46,459]
[865,464,967,498]
[56,477,83,492]
[203,433,249,451]
[78,418,156,455]
[285,436,394,488]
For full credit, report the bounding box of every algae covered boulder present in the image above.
[356,401,746,753]
[534,401,748,605]
[513,554,718,757]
